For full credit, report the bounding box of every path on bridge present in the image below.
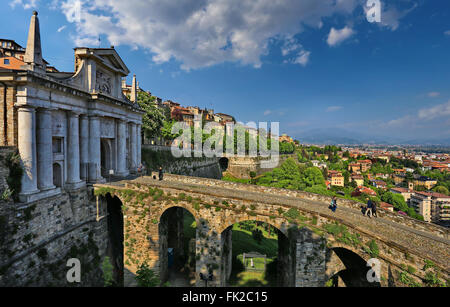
[111,176,450,271]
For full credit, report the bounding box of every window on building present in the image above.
[3,59,10,65]
[52,138,63,154]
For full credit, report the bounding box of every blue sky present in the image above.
[2,0,450,142]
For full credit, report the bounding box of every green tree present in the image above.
[433,186,449,195]
[160,120,182,140]
[136,91,167,139]
[301,167,325,188]
[381,192,408,212]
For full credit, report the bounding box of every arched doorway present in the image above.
[328,247,381,287]
[101,139,113,177]
[220,220,290,287]
[105,193,124,286]
[159,207,196,286]
[52,163,62,187]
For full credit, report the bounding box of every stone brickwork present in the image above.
[160,174,450,239]
[142,145,223,179]
[295,228,327,287]
[94,174,450,287]
[0,85,18,147]
[0,183,109,286]
[226,154,295,179]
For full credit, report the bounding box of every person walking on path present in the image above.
[372,201,378,218]
[158,166,164,181]
[365,199,373,218]
[330,196,337,212]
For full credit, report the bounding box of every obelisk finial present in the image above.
[23,11,46,73]
[130,74,137,103]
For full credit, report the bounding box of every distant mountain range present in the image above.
[296,128,450,146]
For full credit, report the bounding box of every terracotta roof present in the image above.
[380,202,394,209]
[391,188,413,193]
[431,192,450,199]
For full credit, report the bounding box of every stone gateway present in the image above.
[0,12,143,287]
[0,11,144,203]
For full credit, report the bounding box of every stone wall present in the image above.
[0,147,14,192]
[0,183,108,286]
[142,145,222,179]
[295,228,327,287]
[226,154,295,179]
[0,85,18,147]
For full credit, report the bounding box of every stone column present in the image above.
[79,115,89,181]
[129,122,137,173]
[36,108,55,191]
[116,119,128,176]
[18,106,39,201]
[294,227,327,287]
[137,124,142,168]
[88,115,101,182]
[66,111,83,189]
[195,223,223,287]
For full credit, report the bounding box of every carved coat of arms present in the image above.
[95,70,112,94]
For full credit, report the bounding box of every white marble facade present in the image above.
[14,12,143,203]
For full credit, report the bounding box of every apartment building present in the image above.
[410,192,450,224]
[328,170,344,187]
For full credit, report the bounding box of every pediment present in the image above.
[99,54,125,72]
[75,48,130,76]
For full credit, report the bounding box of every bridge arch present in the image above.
[158,205,197,286]
[217,215,290,238]
[327,247,381,287]
[103,193,124,286]
[218,218,296,287]
[157,203,200,224]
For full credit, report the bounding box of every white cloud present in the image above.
[293,50,311,66]
[47,0,363,70]
[263,110,272,116]
[280,37,310,66]
[57,25,67,32]
[445,30,450,36]
[418,100,450,120]
[10,0,38,9]
[427,92,440,98]
[281,38,302,56]
[326,26,355,47]
[326,106,343,112]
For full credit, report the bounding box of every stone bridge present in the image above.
[94,174,449,287]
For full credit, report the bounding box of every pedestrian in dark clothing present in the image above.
[158,166,163,181]
[365,200,373,218]
[372,201,378,218]
[330,196,337,212]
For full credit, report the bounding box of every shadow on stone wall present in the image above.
[105,193,124,287]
